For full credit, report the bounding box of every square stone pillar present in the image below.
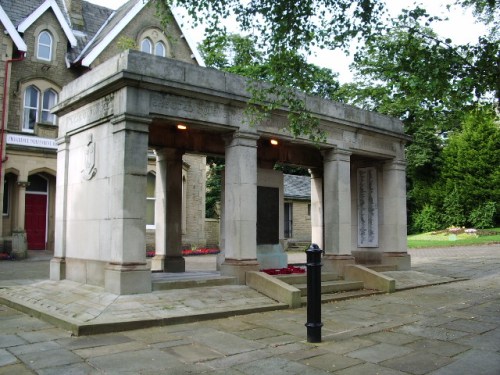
[151,148,185,272]
[381,159,410,270]
[104,117,151,294]
[220,131,260,283]
[309,168,323,250]
[322,148,355,275]
[51,136,70,280]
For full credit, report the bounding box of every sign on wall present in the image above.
[357,167,378,247]
[6,134,57,150]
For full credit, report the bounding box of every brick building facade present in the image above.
[0,0,207,256]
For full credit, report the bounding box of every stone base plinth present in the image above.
[257,244,287,269]
[322,254,355,277]
[165,256,185,273]
[105,263,151,295]
[50,257,66,280]
[382,252,411,270]
[11,231,27,259]
[221,259,260,284]
[216,252,225,271]
[151,255,186,272]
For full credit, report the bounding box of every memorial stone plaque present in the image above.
[257,186,279,244]
[357,167,378,247]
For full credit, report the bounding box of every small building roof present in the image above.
[284,174,311,200]
[0,4,27,51]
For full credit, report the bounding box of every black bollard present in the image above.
[305,243,323,343]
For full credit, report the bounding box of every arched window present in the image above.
[22,84,59,131]
[141,38,152,54]
[155,41,166,57]
[37,31,53,61]
[42,89,57,124]
[23,86,40,131]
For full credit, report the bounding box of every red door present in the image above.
[25,194,47,250]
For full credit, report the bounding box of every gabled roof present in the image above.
[80,0,146,67]
[284,174,311,200]
[17,0,77,47]
[0,4,26,51]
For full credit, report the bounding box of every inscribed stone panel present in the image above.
[357,167,378,247]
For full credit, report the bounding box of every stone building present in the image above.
[0,0,207,256]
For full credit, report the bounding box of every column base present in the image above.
[105,263,151,295]
[216,252,225,271]
[151,255,165,272]
[11,231,27,259]
[150,255,186,272]
[322,254,355,277]
[221,259,260,284]
[382,252,411,270]
[50,257,66,280]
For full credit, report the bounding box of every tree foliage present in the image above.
[157,0,385,139]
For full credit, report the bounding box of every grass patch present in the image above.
[408,228,500,248]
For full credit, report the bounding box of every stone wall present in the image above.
[204,218,220,247]
[289,200,312,242]
[182,154,206,246]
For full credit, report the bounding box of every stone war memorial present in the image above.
[50,50,410,295]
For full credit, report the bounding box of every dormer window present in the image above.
[141,38,152,54]
[37,30,53,61]
[138,29,170,58]
[155,42,166,57]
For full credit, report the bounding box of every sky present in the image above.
[89,0,487,83]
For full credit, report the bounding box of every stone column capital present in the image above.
[154,147,183,162]
[321,147,352,162]
[383,159,407,171]
[224,131,259,148]
[17,181,29,188]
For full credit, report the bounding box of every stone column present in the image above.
[104,116,151,294]
[322,148,355,275]
[152,148,185,272]
[11,179,28,259]
[381,159,411,270]
[309,168,323,250]
[220,131,260,283]
[51,136,70,280]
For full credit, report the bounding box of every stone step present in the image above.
[301,289,383,305]
[294,280,364,296]
[275,272,340,285]
[152,275,236,291]
[365,264,398,272]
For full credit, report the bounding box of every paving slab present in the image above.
[0,280,287,335]
[380,351,453,375]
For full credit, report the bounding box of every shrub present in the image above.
[469,201,497,229]
[412,204,442,233]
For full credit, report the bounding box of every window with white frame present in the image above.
[138,29,170,58]
[155,41,166,57]
[22,84,59,131]
[37,30,53,61]
[141,38,153,54]
[23,86,40,131]
[42,89,57,124]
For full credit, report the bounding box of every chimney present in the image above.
[65,0,84,30]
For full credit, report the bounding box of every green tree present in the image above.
[440,108,500,225]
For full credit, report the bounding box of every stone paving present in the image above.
[0,244,499,374]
